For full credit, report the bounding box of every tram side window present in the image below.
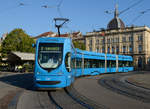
[92,59,97,68]
[122,61,125,67]
[126,61,129,67]
[84,59,90,68]
[71,58,76,69]
[122,61,129,67]
[107,60,116,68]
[94,59,105,68]
[118,61,123,67]
[111,60,116,67]
[84,59,105,68]
[129,61,133,67]
[85,59,93,68]
[76,58,82,68]
[107,60,111,68]
[98,60,105,68]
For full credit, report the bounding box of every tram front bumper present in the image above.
[36,81,61,85]
[34,75,67,88]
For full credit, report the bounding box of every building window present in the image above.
[89,39,92,45]
[114,38,116,43]
[108,47,110,53]
[102,39,105,44]
[129,45,133,53]
[89,47,92,51]
[123,46,126,53]
[96,47,99,53]
[138,35,143,41]
[122,37,126,42]
[129,36,133,42]
[138,45,142,53]
[96,39,99,45]
[107,39,110,44]
[102,47,105,53]
[116,46,119,54]
[112,46,115,54]
[112,38,114,43]
[116,37,119,43]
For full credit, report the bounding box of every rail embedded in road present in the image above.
[47,86,106,109]
[98,72,150,103]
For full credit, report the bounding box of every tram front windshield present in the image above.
[38,43,63,70]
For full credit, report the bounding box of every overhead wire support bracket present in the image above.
[54,18,69,37]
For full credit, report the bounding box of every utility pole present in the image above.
[54,18,69,37]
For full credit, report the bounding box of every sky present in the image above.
[0,0,150,37]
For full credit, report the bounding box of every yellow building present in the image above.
[85,6,150,71]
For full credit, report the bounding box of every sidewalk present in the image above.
[127,71,150,89]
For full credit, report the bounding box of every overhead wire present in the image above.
[119,0,143,15]
[1,0,73,35]
[105,0,144,16]
[41,0,73,35]
[41,0,64,18]
[129,8,150,25]
[57,0,63,17]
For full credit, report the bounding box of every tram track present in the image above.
[48,91,62,109]
[48,88,86,109]
[98,73,150,103]
[48,85,108,109]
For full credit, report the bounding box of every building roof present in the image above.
[7,52,35,62]
[107,17,125,29]
[34,31,82,39]
[12,52,34,60]
[107,4,125,30]
[33,31,56,39]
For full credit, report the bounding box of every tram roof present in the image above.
[73,49,132,61]
[36,37,71,43]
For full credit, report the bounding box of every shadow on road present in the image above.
[0,73,35,91]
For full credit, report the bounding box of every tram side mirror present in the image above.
[32,44,36,48]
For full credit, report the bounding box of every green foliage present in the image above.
[0,45,2,61]
[73,40,85,50]
[2,28,35,57]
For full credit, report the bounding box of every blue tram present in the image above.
[33,37,133,89]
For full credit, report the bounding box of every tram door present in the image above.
[105,54,107,73]
[81,53,84,76]
[65,52,72,85]
[65,52,71,72]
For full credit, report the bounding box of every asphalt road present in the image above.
[0,71,150,109]
[74,72,150,109]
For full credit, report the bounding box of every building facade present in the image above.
[85,6,150,70]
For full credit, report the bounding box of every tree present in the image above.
[73,40,85,50]
[2,28,35,57]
